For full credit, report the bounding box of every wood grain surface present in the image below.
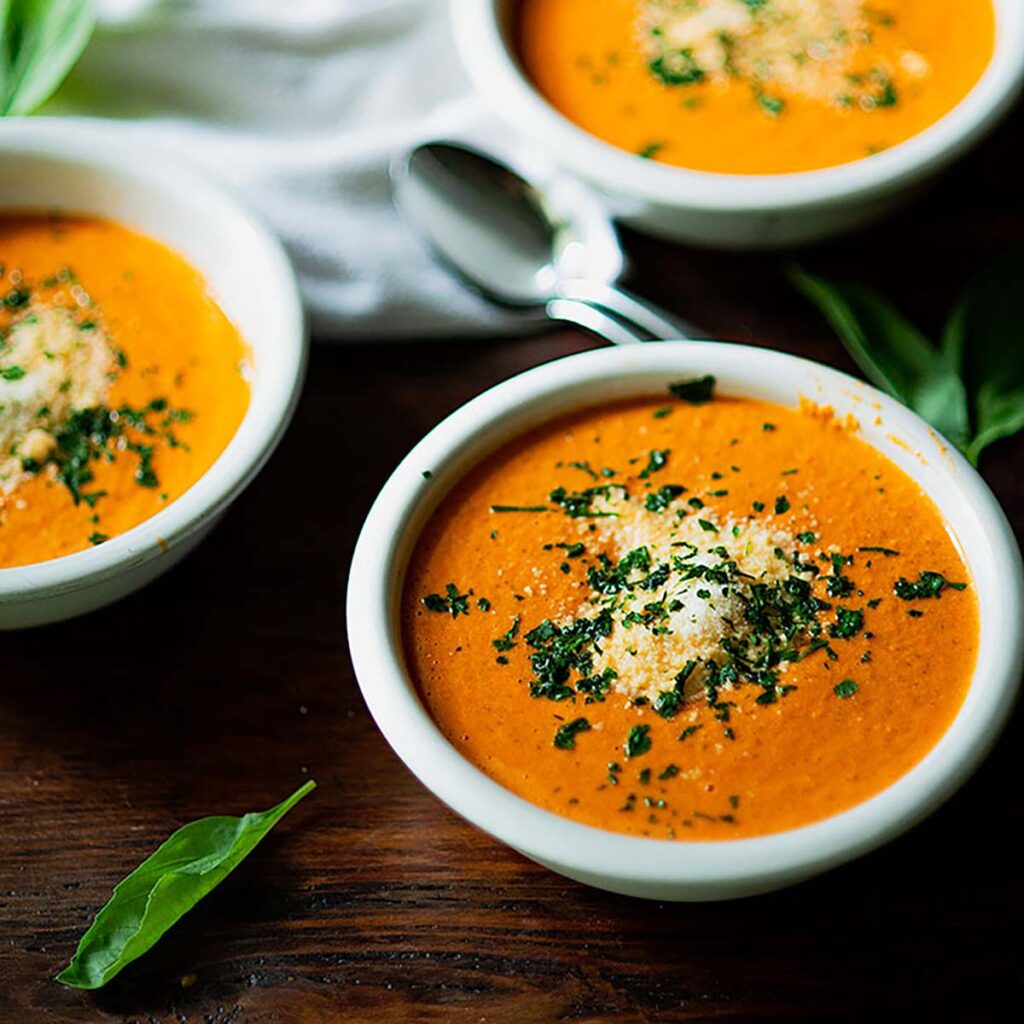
[2,106,1022,1023]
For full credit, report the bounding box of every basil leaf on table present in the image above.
[789,266,970,448]
[57,779,316,990]
[942,250,1024,464]
[791,256,1024,464]
[0,0,96,116]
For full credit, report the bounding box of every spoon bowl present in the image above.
[391,142,695,343]
[393,143,561,308]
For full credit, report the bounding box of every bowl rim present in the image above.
[451,0,1024,212]
[347,342,1024,893]
[0,118,307,600]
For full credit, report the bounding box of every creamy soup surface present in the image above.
[403,383,977,839]
[518,0,995,173]
[0,215,249,567]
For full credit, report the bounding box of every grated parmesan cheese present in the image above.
[642,0,922,110]
[572,487,810,703]
[0,307,115,496]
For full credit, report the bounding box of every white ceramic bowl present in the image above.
[451,0,1024,248]
[348,343,1024,900]
[0,119,306,628]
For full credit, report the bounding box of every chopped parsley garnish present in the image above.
[576,667,618,703]
[893,571,967,600]
[645,484,686,513]
[639,449,670,478]
[549,484,624,518]
[624,724,652,758]
[774,495,790,515]
[829,606,864,640]
[1,364,26,381]
[826,575,855,598]
[649,49,705,86]
[859,546,900,556]
[669,375,716,404]
[568,460,599,480]
[637,141,665,160]
[653,689,682,719]
[421,582,471,618]
[2,287,30,309]
[587,546,673,596]
[525,610,613,701]
[825,554,854,598]
[833,679,859,699]
[754,89,785,116]
[490,505,549,513]
[872,70,898,107]
[553,717,591,751]
[29,400,186,505]
[492,615,521,652]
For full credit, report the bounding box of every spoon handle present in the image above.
[546,298,644,346]
[559,279,693,341]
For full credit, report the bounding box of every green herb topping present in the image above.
[649,49,705,86]
[639,448,670,478]
[645,484,686,513]
[422,582,472,618]
[669,375,716,404]
[23,399,190,506]
[554,717,591,751]
[833,678,859,699]
[893,571,967,600]
[625,724,652,758]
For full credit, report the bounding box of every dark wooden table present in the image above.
[3,104,1023,1023]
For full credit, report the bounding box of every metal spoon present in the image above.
[390,142,693,345]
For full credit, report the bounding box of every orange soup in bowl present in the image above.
[518,0,995,174]
[403,379,977,839]
[0,215,249,567]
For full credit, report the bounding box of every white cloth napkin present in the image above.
[48,0,518,340]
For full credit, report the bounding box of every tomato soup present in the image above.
[0,215,249,567]
[403,380,977,839]
[518,0,995,174]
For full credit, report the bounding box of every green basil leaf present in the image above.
[0,0,95,116]
[942,249,1024,464]
[790,265,970,448]
[56,780,315,990]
